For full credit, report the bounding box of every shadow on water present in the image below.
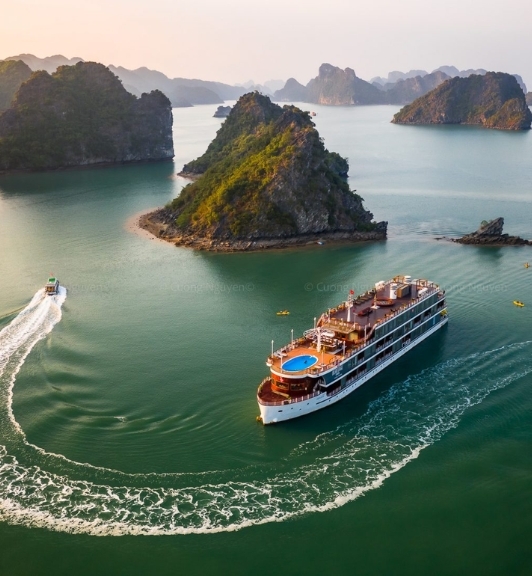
[473,245,505,264]
[272,325,450,439]
[197,240,389,292]
[0,161,177,203]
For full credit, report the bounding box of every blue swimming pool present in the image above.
[282,355,318,372]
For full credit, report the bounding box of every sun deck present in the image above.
[267,277,442,376]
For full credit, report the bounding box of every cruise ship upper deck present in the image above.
[267,276,444,377]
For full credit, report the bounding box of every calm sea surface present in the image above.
[0,103,531,575]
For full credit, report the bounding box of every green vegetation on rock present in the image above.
[161,92,385,241]
[0,60,32,112]
[392,72,532,130]
[0,62,174,171]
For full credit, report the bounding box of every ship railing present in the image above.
[257,389,322,407]
[257,376,272,395]
[303,294,438,374]
[268,286,444,373]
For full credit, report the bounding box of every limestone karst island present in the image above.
[392,72,532,130]
[0,61,174,172]
[141,92,387,251]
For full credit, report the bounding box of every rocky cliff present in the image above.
[0,60,32,112]
[454,218,531,245]
[0,62,174,172]
[306,64,384,105]
[526,92,532,106]
[273,66,449,106]
[392,72,532,130]
[143,92,386,251]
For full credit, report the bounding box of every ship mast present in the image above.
[347,289,355,322]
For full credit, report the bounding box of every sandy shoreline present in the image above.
[124,208,168,244]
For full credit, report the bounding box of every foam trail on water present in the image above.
[0,291,531,535]
[0,288,67,438]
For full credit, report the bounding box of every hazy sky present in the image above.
[2,0,531,88]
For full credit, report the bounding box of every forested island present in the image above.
[0,62,174,172]
[141,92,386,251]
[392,72,532,130]
[0,60,32,112]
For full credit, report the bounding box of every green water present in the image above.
[0,104,531,575]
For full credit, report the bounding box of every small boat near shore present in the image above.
[276,310,290,316]
[45,277,60,296]
[513,300,525,307]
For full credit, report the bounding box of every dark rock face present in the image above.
[476,218,505,236]
[0,60,32,112]
[0,62,174,171]
[306,64,385,105]
[392,72,532,130]
[526,92,532,106]
[273,78,309,102]
[213,105,232,118]
[455,218,531,245]
[146,92,386,251]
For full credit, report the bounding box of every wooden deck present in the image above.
[257,377,319,405]
[267,279,441,375]
[269,341,338,375]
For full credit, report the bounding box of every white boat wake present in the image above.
[0,289,531,535]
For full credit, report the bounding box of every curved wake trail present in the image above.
[0,288,67,438]
[0,290,531,535]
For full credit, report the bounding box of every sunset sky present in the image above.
[2,0,531,88]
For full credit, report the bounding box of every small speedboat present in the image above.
[513,300,525,307]
[525,263,530,269]
[276,310,290,316]
[45,277,59,296]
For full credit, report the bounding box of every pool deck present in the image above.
[269,342,340,376]
[268,280,442,376]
